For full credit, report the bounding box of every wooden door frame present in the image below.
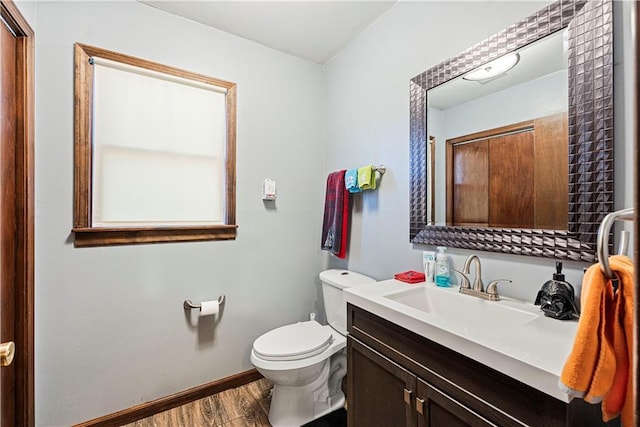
[0,1,35,426]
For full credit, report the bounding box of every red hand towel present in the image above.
[394,271,426,284]
[321,171,349,258]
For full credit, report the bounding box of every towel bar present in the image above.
[372,165,386,175]
[183,295,225,311]
[596,207,635,281]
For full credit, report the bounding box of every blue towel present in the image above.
[344,168,361,193]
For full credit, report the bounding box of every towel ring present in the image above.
[596,207,634,281]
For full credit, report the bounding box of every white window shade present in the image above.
[91,58,228,227]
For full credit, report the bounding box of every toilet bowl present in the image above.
[250,321,347,426]
[250,269,375,427]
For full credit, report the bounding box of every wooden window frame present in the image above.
[73,43,237,247]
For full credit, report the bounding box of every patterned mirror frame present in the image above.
[409,0,613,262]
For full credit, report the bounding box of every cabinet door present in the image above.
[348,337,417,427]
[416,378,497,427]
[488,131,535,228]
[449,139,489,226]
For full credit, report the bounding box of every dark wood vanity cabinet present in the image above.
[348,337,417,427]
[415,377,495,427]
[349,337,492,426]
[346,304,616,427]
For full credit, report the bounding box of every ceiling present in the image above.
[140,1,396,64]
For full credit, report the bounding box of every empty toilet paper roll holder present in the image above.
[183,295,225,311]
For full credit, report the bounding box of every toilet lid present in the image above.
[253,321,333,361]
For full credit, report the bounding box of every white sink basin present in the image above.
[343,279,579,402]
[384,285,538,333]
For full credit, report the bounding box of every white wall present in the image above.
[33,1,326,425]
[14,0,37,28]
[440,71,567,141]
[614,0,637,246]
[324,0,635,302]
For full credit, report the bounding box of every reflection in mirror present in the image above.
[409,0,615,262]
[444,113,568,229]
[427,30,568,229]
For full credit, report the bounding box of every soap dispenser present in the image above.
[534,262,579,320]
[435,246,450,287]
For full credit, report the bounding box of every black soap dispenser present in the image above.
[534,262,579,320]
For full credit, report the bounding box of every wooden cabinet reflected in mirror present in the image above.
[445,113,568,230]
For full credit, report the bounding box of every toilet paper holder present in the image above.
[183,295,225,311]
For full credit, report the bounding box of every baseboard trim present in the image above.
[74,369,263,427]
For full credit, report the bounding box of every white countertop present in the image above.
[344,279,578,402]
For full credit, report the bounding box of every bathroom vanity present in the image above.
[345,280,617,427]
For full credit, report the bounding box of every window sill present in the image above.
[72,225,238,247]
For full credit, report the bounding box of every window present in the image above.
[73,43,237,247]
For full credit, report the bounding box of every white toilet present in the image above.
[250,269,375,427]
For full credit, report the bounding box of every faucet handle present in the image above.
[452,270,471,290]
[486,280,512,300]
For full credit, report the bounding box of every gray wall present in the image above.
[30,1,326,425]
[323,0,635,301]
[13,0,636,425]
[440,71,568,141]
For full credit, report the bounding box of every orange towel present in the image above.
[559,255,635,426]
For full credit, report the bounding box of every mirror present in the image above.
[429,31,568,229]
[409,0,614,262]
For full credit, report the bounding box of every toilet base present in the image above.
[268,385,345,427]
[267,352,347,427]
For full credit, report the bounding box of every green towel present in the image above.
[357,165,376,190]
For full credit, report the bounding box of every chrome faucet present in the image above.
[463,255,484,292]
[457,255,512,301]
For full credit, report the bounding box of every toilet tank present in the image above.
[319,269,375,335]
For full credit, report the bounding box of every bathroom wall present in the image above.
[440,71,567,141]
[14,0,36,27]
[32,1,326,425]
[323,0,635,302]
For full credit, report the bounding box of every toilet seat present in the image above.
[253,321,333,361]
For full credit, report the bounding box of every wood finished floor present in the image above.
[122,378,274,427]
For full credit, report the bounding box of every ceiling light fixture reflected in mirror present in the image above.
[463,53,520,84]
